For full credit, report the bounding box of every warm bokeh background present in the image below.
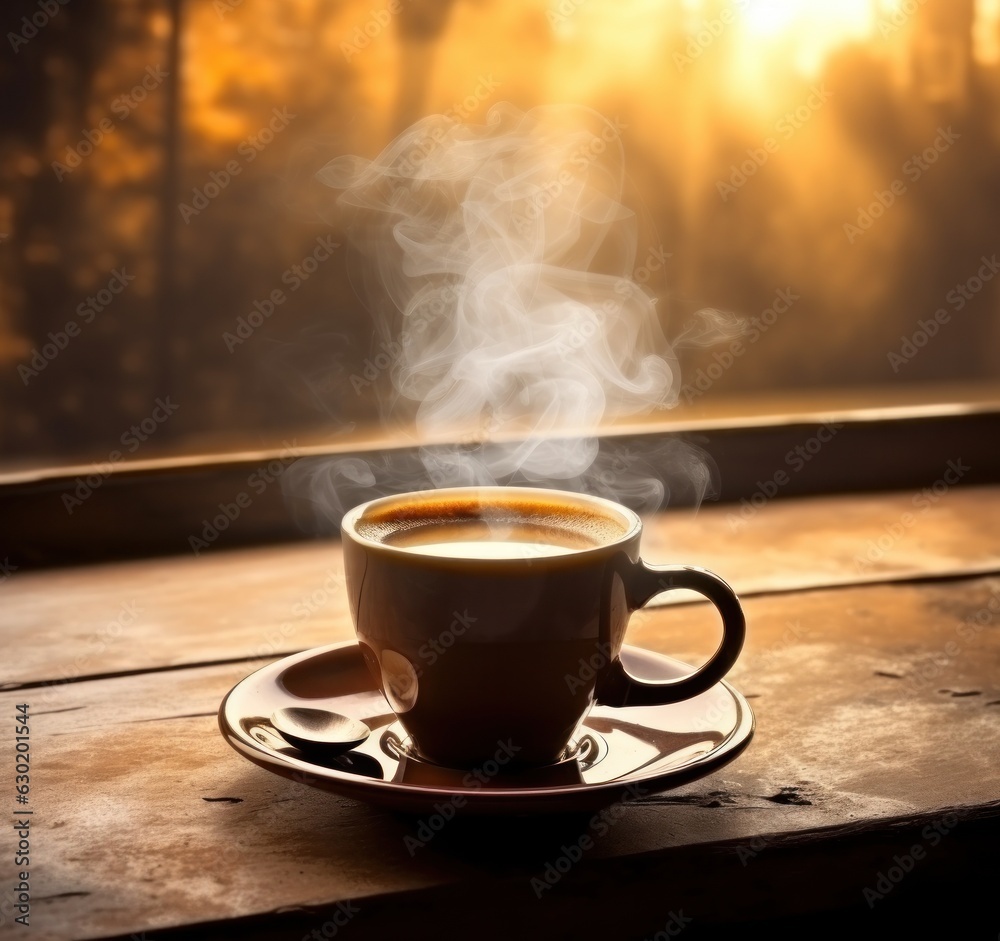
[2,0,999,467]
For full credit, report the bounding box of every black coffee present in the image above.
[357,492,628,559]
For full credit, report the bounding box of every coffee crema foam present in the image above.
[400,539,580,559]
[356,494,631,558]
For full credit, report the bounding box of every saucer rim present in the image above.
[219,641,755,813]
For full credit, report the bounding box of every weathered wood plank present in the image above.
[3,485,1000,687]
[99,811,999,940]
[2,576,999,939]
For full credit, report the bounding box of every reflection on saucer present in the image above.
[249,721,386,779]
[220,642,754,814]
[380,725,607,789]
[313,750,384,780]
[586,716,726,776]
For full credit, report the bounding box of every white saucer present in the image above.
[219,641,754,814]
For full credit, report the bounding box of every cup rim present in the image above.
[341,485,642,562]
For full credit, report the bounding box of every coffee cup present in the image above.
[341,486,745,768]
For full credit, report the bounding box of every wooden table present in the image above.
[3,485,1000,939]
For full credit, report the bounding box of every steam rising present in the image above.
[287,103,717,525]
[674,307,749,349]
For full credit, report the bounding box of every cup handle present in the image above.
[595,561,746,707]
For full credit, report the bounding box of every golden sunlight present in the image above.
[738,0,874,76]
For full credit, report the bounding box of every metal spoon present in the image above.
[270,707,371,756]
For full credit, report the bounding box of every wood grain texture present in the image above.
[3,485,1000,688]
[2,576,999,940]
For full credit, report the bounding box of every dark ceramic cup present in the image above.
[341,486,745,769]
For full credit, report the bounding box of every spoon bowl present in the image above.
[270,707,371,756]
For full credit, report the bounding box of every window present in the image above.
[2,0,998,479]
